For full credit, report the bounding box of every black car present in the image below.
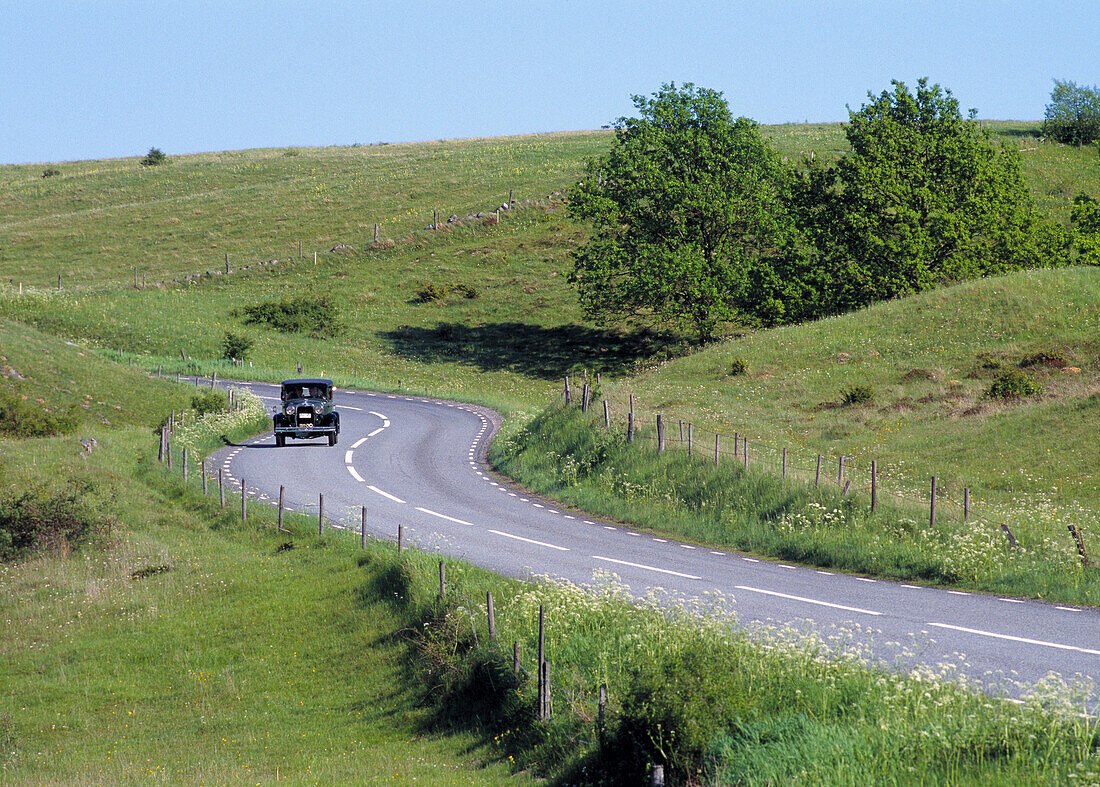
[273,378,340,446]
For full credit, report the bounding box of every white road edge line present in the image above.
[367,427,385,438]
[352,437,368,449]
[735,585,883,616]
[368,485,405,504]
[487,529,569,551]
[927,622,1100,656]
[346,466,366,483]
[415,507,474,526]
[592,556,701,580]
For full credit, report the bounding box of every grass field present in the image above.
[2,123,1100,783]
[0,373,528,784]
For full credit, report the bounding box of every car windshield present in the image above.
[284,385,327,399]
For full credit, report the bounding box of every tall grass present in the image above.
[490,404,1100,604]
[372,541,1100,785]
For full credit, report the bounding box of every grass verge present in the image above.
[490,404,1100,605]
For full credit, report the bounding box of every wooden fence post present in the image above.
[563,376,571,405]
[318,493,324,536]
[278,485,285,531]
[651,764,665,786]
[815,454,822,486]
[218,468,225,508]
[782,447,788,480]
[439,561,446,597]
[687,423,692,455]
[742,437,748,469]
[656,415,665,454]
[487,592,496,639]
[374,223,380,243]
[361,506,367,549]
[240,478,247,522]
[397,524,404,554]
[538,604,546,720]
[211,371,216,390]
[870,460,878,513]
[714,433,720,465]
[678,419,684,443]
[628,394,635,443]
[582,383,590,413]
[598,684,607,751]
[513,641,521,675]
[929,476,937,528]
[603,399,610,429]
[201,459,208,495]
[837,455,844,485]
[1068,525,1091,566]
[182,447,188,481]
[963,488,970,523]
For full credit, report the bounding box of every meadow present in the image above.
[2,123,1099,783]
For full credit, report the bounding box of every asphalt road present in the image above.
[209,381,1100,708]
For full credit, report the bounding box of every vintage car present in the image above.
[273,378,340,446]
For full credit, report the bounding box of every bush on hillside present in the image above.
[139,147,168,167]
[221,332,254,361]
[728,357,748,377]
[190,389,228,415]
[987,370,1043,400]
[0,482,111,560]
[0,389,79,438]
[840,384,874,406]
[413,282,448,303]
[238,296,342,338]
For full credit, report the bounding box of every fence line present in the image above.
[566,379,1053,540]
[5,189,567,294]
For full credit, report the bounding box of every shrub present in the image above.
[1019,350,1067,368]
[613,645,750,781]
[42,168,60,178]
[841,384,874,406]
[238,296,342,338]
[413,282,448,303]
[190,389,228,415]
[139,147,167,167]
[221,332,254,361]
[987,370,1043,400]
[0,482,111,559]
[450,282,479,299]
[728,357,747,376]
[0,389,79,437]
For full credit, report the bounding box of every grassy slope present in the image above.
[0,124,1097,545]
[0,133,606,289]
[0,320,529,784]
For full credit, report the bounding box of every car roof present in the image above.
[280,378,333,387]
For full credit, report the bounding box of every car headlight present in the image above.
[284,404,295,415]
[313,404,323,414]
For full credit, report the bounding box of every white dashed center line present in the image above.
[487,530,570,551]
[593,556,702,580]
[735,585,882,616]
[927,623,1100,656]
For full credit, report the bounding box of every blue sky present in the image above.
[1,1,1096,165]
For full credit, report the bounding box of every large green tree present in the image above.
[1043,79,1100,146]
[568,83,800,340]
[800,79,1044,314]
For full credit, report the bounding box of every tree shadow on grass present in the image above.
[380,322,694,380]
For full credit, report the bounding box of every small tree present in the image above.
[140,147,168,166]
[221,332,254,361]
[1042,80,1100,146]
[568,83,801,340]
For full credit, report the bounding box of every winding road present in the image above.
[209,381,1100,709]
